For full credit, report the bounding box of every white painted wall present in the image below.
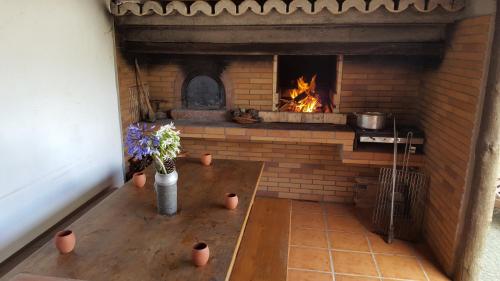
[0,0,123,262]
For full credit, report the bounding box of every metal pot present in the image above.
[355,112,387,130]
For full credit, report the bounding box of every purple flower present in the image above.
[125,123,159,160]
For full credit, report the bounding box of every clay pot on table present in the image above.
[225,193,239,210]
[192,242,210,266]
[200,153,212,166]
[54,230,76,254]
[132,172,146,188]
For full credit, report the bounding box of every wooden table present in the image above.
[2,159,264,281]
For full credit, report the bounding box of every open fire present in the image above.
[279,75,323,113]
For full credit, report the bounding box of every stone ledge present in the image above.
[160,119,355,150]
[171,109,229,122]
[158,119,425,166]
[258,111,347,124]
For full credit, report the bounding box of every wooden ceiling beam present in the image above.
[121,41,445,56]
[118,24,447,44]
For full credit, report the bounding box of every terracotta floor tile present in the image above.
[332,251,378,276]
[335,275,380,281]
[292,200,323,214]
[376,254,427,280]
[289,246,331,271]
[326,215,366,233]
[329,231,370,252]
[411,244,451,280]
[366,232,416,256]
[291,228,328,248]
[324,203,355,216]
[419,257,451,281]
[292,212,326,230]
[287,269,332,281]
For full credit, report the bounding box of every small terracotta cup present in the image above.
[225,193,239,210]
[192,242,210,267]
[200,153,212,166]
[132,172,146,188]
[55,230,76,254]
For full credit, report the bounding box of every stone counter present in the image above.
[158,119,355,151]
[151,120,424,202]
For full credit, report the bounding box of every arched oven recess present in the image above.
[182,73,226,110]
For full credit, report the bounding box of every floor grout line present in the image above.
[289,244,329,250]
[291,225,373,236]
[366,233,383,281]
[287,267,332,274]
[414,255,431,281]
[321,203,336,281]
[336,272,421,281]
[292,210,354,216]
[288,244,419,258]
[334,272,379,279]
[288,269,421,281]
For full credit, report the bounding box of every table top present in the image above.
[2,159,264,281]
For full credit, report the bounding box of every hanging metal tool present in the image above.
[387,117,397,243]
[373,120,429,242]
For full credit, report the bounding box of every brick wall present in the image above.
[340,56,421,125]
[419,15,493,274]
[148,62,183,110]
[225,56,274,110]
[181,138,378,202]
[128,54,423,118]
[116,47,139,132]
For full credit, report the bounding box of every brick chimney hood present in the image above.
[110,0,465,56]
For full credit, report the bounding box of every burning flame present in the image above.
[288,75,322,113]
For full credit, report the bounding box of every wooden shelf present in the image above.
[342,145,425,167]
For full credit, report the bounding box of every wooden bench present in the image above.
[230,197,290,281]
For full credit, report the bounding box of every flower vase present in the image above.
[154,170,178,215]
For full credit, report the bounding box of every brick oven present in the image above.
[277,55,337,113]
[180,57,227,110]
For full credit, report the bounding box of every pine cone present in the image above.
[164,158,176,174]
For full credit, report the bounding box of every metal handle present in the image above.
[387,117,397,244]
[402,132,413,174]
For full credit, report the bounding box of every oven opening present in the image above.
[277,55,337,113]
